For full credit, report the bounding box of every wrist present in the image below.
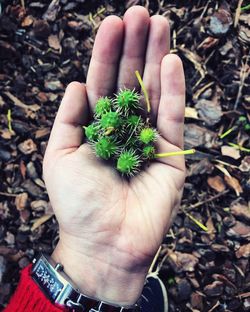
[51,240,149,307]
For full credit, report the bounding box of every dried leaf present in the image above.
[207,176,226,192]
[224,176,243,196]
[31,214,53,231]
[221,146,241,159]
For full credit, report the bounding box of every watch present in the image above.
[31,254,141,312]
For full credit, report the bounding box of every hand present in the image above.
[43,6,185,307]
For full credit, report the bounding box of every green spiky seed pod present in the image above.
[117,150,140,175]
[139,128,157,144]
[95,137,117,160]
[100,112,121,129]
[95,97,112,117]
[84,124,99,141]
[116,89,140,110]
[127,114,141,127]
[143,146,155,159]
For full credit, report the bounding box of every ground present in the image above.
[0,0,249,311]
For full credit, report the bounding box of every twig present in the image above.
[0,192,17,197]
[234,54,249,110]
[182,189,229,211]
[20,0,25,9]
[234,0,243,28]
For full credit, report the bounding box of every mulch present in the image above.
[0,1,249,311]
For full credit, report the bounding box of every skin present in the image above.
[43,6,186,307]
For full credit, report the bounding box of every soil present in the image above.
[0,1,249,311]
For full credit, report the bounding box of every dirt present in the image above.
[0,1,249,311]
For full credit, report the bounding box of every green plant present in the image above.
[84,71,195,177]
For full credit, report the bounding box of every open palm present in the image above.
[43,6,186,307]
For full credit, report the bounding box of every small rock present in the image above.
[0,256,6,283]
[236,244,250,259]
[204,281,224,297]
[18,139,37,155]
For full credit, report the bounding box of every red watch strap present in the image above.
[4,264,68,312]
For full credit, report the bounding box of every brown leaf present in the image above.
[207,176,226,192]
[221,145,241,159]
[224,176,243,196]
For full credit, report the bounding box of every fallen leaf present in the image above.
[31,214,53,231]
[221,146,241,159]
[224,176,243,196]
[207,176,226,192]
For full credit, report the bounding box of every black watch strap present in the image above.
[31,254,141,312]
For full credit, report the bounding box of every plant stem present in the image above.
[155,149,195,158]
[219,126,237,139]
[135,70,151,113]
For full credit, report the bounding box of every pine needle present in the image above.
[7,109,14,133]
[135,70,151,113]
[185,212,208,232]
[228,142,250,152]
[155,149,196,158]
[219,126,237,139]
